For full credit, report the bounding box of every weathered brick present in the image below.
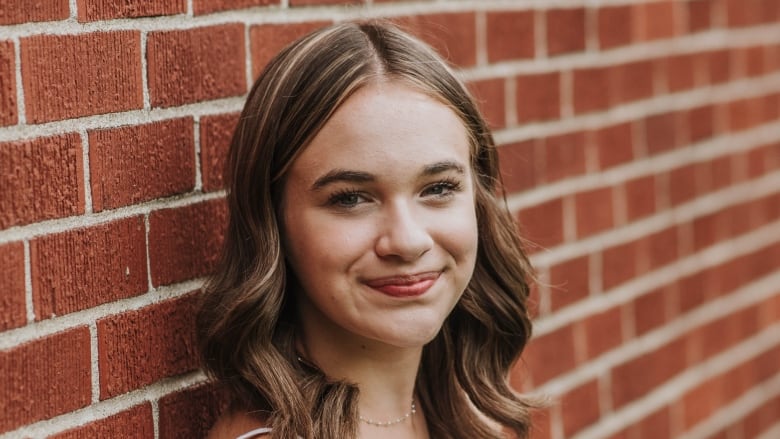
[595,122,633,169]
[635,1,678,41]
[624,175,656,221]
[468,78,505,129]
[0,242,25,330]
[573,67,609,114]
[194,0,278,15]
[611,60,655,104]
[200,113,239,192]
[0,134,84,229]
[98,293,199,399]
[89,118,195,211]
[0,41,17,126]
[77,0,186,21]
[575,186,614,238]
[148,199,227,286]
[50,404,153,439]
[598,5,633,49]
[250,21,330,79]
[486,11,535,62]
[561,380,600,436]
[31,217,147,319]
[0,0,69,25]
[398,13,478,67]
[611,338,688,407]
[546,8,586,56]
[582,306,623,358]
[521,324,577,386]
[645,112,679,154]
[545,132,587,182]
[549,256,589,310]
[147,24,246,108]
[516,72,560,122]
[0,328,91,433]
[158,383,230,438]
[497,140,538,193]
[603,241,638,290]
[21,31,142,123]
[517,198,564,250]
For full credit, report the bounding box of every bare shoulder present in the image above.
[207,409,268,439]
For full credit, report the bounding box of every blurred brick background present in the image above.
[0,0,778,438]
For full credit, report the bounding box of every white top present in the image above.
[235,427,272,439]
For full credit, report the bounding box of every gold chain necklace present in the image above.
[359,400,416,427]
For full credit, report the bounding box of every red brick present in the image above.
[645,112,679,154]
[598,5,633,49]
[0,242,25,330]
[201,113,239,192]
[31,217,147,319]
[595,122,633,169]
[498,140,538,194]
[50,404,154,439]
[515,72,560,123]
[158,383,230,438]
[77,0,185,21]
[669,164,698,206]
[583,306,623,358]
[399,13,477,67]
[21,32,142,123]
[549,256,589,310]
[688,0,714,32]
[633,407,672,438]
[634,286,672,335]
[486,11,535,62]
[0,327,91,432]
[643,226,678,270]
[521,325,577,386]
[726,0,765,27]
[249,21,329,78]
[561,380,600,436]
[635,1,678,41]
[149,199,227,286]
[707,49,732,84]
[743,395,780,437]
[573,67,609,114]
[517,198,564,250]
[624,175,656,221]
[743,45,766,77]
[98,293,199,399]
[0,0,69,25]
[611,60,655,104]
[688,105,714,142]
[468,78,505,129]
[665,54,696,92]
[692,211,727,251]
[0,134,84,229]
[148,24,245,108]
[290,0,358,4]
[611,338,688,407]
[545,131,587,182]
[575,187,614,238]
[89,118,195,211]
[546,8,586,56]
[677,272,711,313]
[194,0,277,15]
[527,408,553,439]
[603,241,638,290]
[729,97,765,132]
[0,41,17,126]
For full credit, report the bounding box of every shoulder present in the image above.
[207,409,269,439]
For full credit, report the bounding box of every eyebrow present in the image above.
[310,160,466,191]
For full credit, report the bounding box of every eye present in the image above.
[328,190,367,208]
[422,179,462,198]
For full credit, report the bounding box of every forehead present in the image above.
[287,81,473,183]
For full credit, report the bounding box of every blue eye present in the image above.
[328,191,365,208]
[422,180,461,197]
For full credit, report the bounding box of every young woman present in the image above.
[198,21,536,439]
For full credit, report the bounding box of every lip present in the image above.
[363,271,441,298]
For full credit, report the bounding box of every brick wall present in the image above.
[0,1,778,438]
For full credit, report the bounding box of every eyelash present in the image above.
[326,178,463,208]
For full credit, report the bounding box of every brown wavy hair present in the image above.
[197,21,535,439]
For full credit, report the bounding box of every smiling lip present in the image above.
[363,272,441,297]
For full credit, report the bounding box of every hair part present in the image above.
[197,20,536,439]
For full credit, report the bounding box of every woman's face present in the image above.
[281,81,479,349]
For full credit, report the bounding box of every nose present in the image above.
[374,201,434,261]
